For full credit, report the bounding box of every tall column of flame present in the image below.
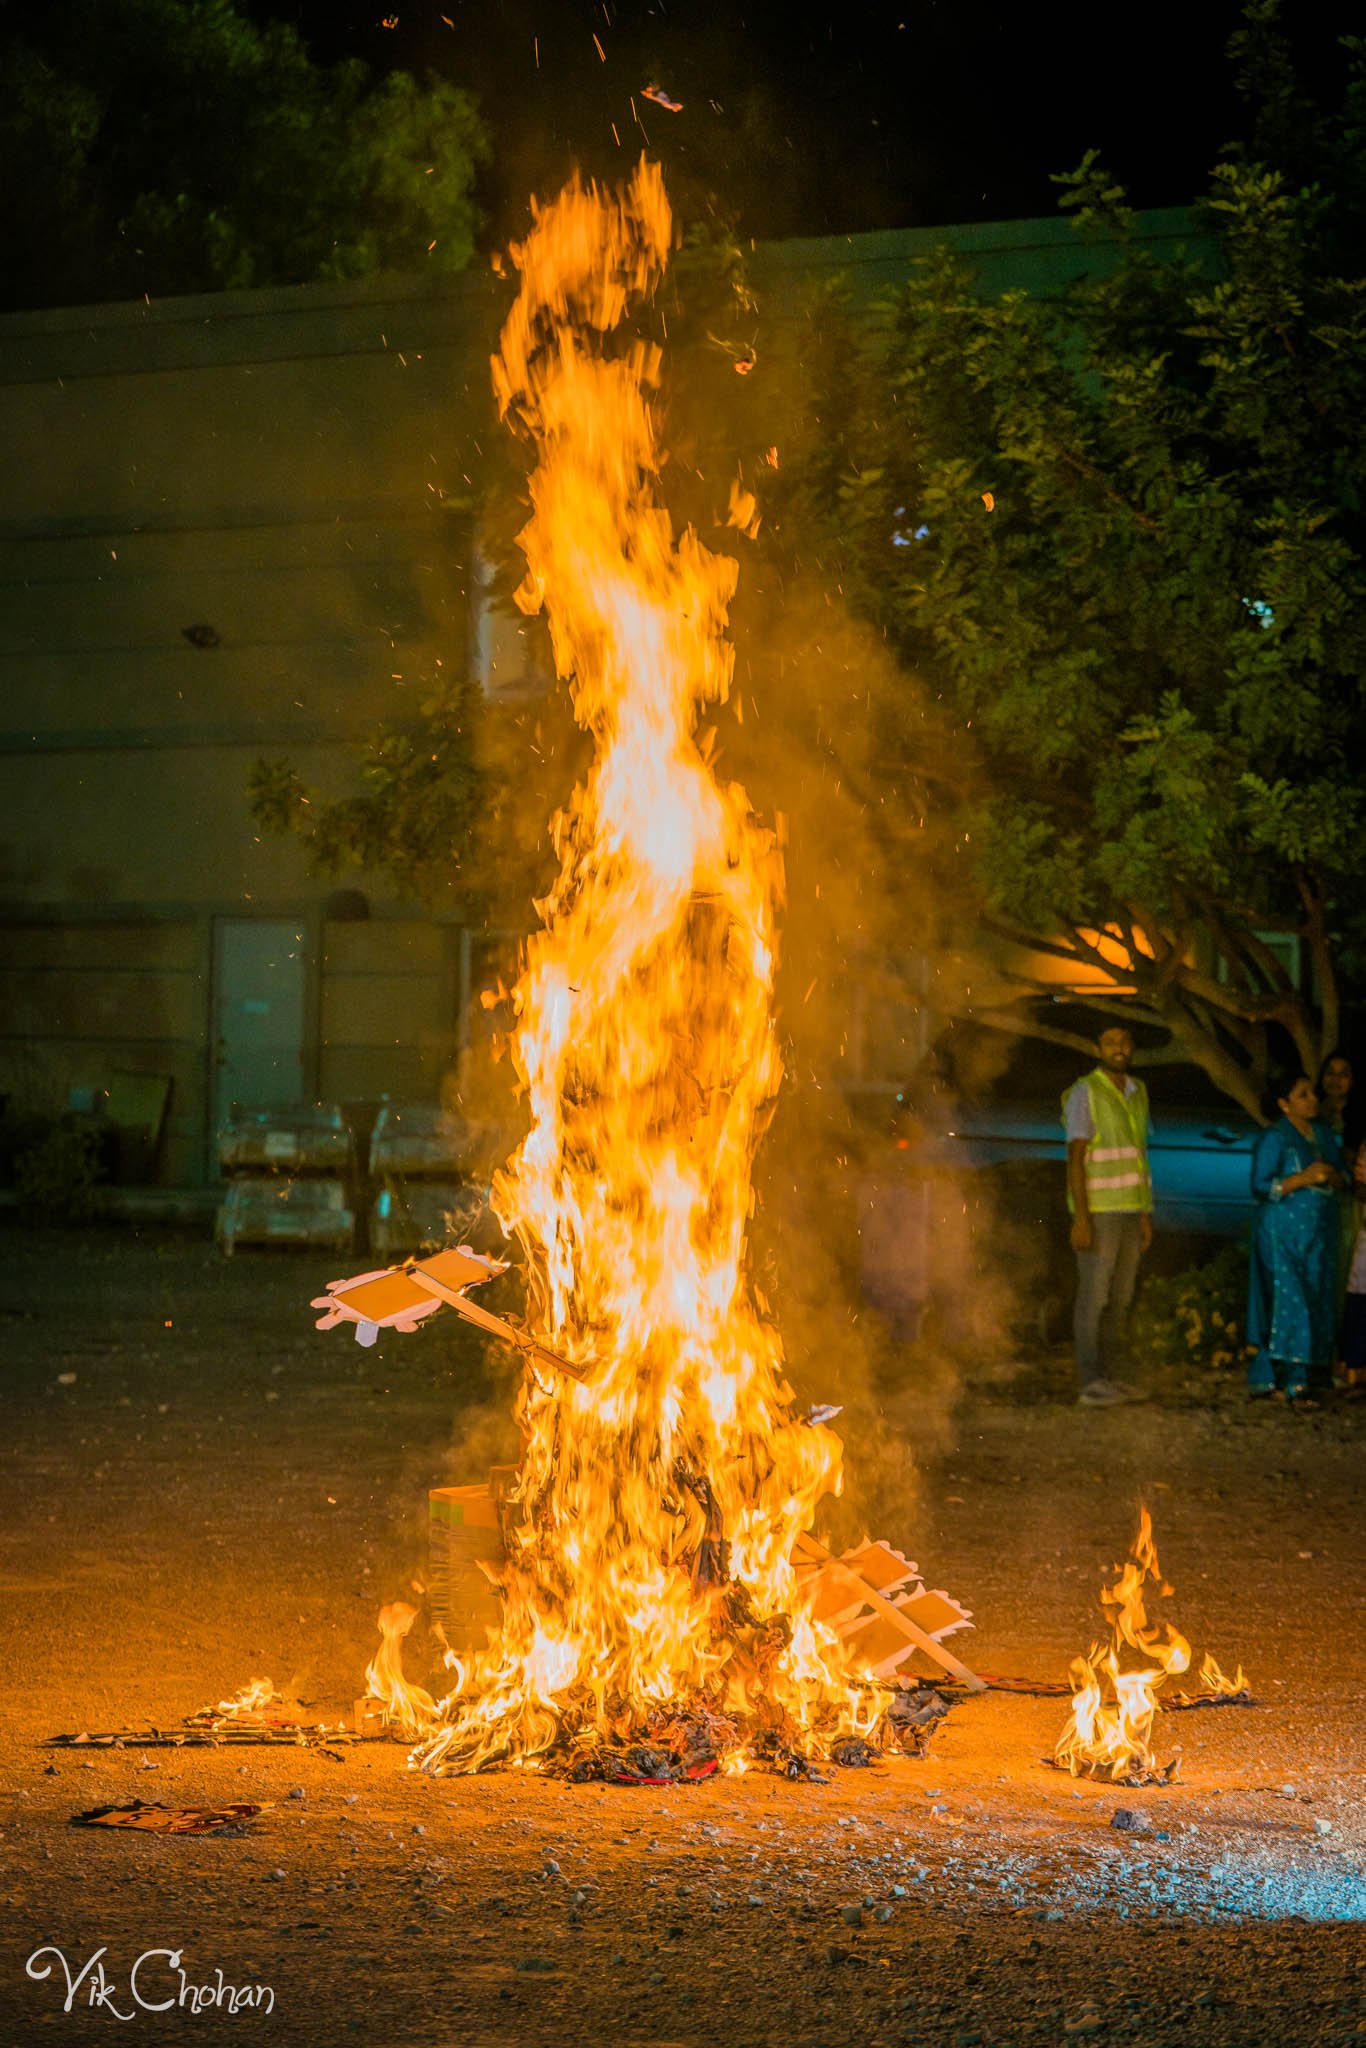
[413,162,872,1774]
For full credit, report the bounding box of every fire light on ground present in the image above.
[1054,1508,1247,1784]
[373,160,887,1779]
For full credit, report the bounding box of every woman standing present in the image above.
[1247,1072,1346,1404]
[1317,1049,1361,1339]
[1316,1050,1359,1147]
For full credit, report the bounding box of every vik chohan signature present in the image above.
[26,1944,275,2018]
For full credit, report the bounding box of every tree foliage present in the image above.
[247,675,485,911]
[0,0,486,309]
[249,209,771,923]
[772,4,1366,1118]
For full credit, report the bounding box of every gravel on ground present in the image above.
[1,1224,1362,2046]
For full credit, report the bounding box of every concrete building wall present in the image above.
[0,208,1202,1187]
[746,206,1201,310]
[0,913,205,1184]
[0,269,504,1182]
[319,920,463,1107]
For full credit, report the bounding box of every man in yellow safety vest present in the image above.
[1062,1024,1153,1406]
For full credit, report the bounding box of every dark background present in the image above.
[247,0,1348,240]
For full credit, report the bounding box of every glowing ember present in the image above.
[1054,1508,1246,1782]
[379,160,881,1776]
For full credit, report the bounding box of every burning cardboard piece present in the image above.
[311,1246,586,1380]
[73,1802,268,1834]
[428,1483,506,1650]
[792,1534,985,1691]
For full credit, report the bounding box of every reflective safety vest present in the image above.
[1062,1070,1153,1214]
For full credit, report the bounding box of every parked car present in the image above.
[852,1066,1259,1345]
[925,1103,1258,1238]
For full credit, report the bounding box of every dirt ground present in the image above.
[1,1221,1363,2047]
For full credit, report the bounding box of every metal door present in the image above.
[212,919,307,1135]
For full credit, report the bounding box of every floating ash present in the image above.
[348,160,945,1779]
[1052,1507,1249,1784]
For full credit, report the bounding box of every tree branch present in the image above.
[1050,440,1162,533]
[964,1010,1107,1058]
[1166,963,1299,1026]
[980,913,1141,983]
[1295,868,1339,1060]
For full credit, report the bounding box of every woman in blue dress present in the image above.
[1247,1072,1347,1403]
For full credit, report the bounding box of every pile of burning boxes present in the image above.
[215,1101,483,1256]
[428,1470,522,1651]
[425,1468,980,1683]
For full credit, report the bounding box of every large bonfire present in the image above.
[406,161,879,1776]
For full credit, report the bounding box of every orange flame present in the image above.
[1054,1507,1191,1781]
[211,1677,279,1721]
[406,160,878,1775]
[1198,1650,1248,1697]
[366,1602,439,1735]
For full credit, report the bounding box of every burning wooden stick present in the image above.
[311,1246,586,1380]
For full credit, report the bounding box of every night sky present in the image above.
[247,0,1272,242]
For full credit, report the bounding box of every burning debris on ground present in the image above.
[48,1677,361,1756]
[1052,1508,1250,1786]
[360,1564,968,1782]
[10,1230,1365,2044]
[72,1801,269,1836]
[356,1431,979,1778]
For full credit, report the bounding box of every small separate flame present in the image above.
[366,1603,439,1735]
[210,1678,280,1722]
[1054,1510,1249,1780]
[1198,1650,1248,1697]
[1054,1508,1192,1782]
